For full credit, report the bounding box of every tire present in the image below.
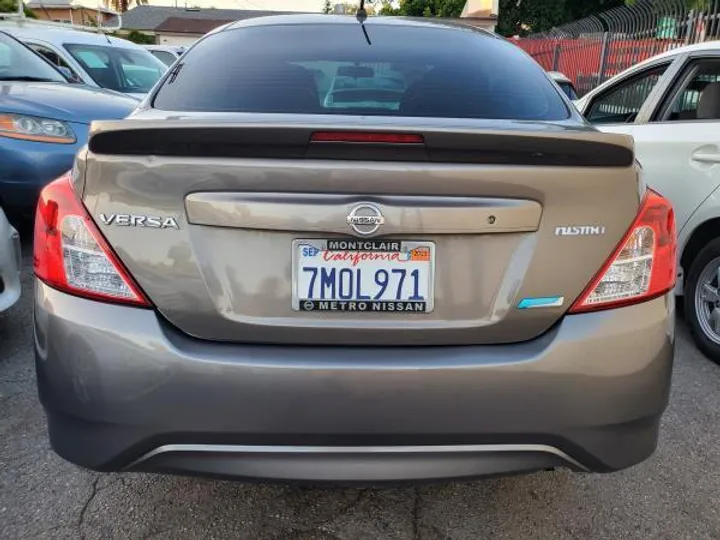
[685,237,720,365]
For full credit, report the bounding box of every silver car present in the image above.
[0,207,21,314]
[33,15,676,483]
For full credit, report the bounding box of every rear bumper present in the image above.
[34,281,675,482]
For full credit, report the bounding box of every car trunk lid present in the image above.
[78,116,640,346]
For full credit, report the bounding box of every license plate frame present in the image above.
[291,239,435,313]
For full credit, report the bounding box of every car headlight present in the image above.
[0,113,76,144]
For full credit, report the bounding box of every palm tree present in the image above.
[104,0,147,14]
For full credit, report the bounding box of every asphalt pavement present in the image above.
[2,244,720,540]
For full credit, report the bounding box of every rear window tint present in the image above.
[152,23,570,121]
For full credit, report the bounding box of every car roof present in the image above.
[223,14,498,36]
[650,40,720,59]
[614,40,720,73]
[0,23,143,49]
[580,40,718,99]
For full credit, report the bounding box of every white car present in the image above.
[143,44,185,67]
[575,41,720,363]
[0,23,167,98]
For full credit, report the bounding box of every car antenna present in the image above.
[356,0,372,45]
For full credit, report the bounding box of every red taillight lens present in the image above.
[310,131,425,144]
[34,173,150,307]
[569,189,676,313]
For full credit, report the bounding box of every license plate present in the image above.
[292,239,435,313]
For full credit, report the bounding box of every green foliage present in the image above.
[323,0,333,13]
[626,0,711,9]
[377,1,399,15]
[378,0,465,17]
[0,0,37,17]
[497,0,625,36]
[377,0,715,37]
[118,29,155,44]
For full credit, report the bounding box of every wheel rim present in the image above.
[694,255,720,345]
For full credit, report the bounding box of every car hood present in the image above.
[0,82,138,124]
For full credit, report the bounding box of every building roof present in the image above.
[155,16,233,35]
[27,0,116,14]
[105,5,298,31]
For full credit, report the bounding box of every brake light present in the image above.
[310,131,425,144]
[569,189,676,313]
[33,173,150,307]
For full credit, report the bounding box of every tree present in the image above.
[496,0,564,36]
[0,0,37,17]
[103,0,147,14]
[625,0,711,9]
[496,0,626,37]
[123,29,155,44]
[379,0,715,37]
[381,0,465,17]
[323,0,333,13]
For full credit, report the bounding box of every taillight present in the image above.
[33,173,150,307]
[569,189,676,313]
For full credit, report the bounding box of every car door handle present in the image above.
[691,151,720,164]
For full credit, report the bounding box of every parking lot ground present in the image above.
[2,245,720,540]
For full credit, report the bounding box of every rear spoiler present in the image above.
[87,120,635,168]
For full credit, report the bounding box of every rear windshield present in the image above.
[152,24,570,121]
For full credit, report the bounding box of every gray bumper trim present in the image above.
[126,443,589,481]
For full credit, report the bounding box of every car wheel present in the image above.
[685,238,720,365]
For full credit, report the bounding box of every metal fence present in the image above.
[513,0,720,96]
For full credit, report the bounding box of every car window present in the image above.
[65,43,167,93]
[151,50,177,66]
[153,25,570,121]
[74,48,109,69]
[0,33,66,82]
[30,44,78,74]
[659,59,720,122]
[558,82,578,100]
[586,64,669,124]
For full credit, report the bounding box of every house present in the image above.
[154,16,233,47]
[105,6,297,46]
[461,0,499,19]
[460,0,498,31]
[26,0,116,26]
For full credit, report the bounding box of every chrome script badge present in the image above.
[99,213,180,229]
[555,225,606,237]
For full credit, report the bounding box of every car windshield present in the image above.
[0,32,66,82]
[153,24,570,121]
[65,43,167,93]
